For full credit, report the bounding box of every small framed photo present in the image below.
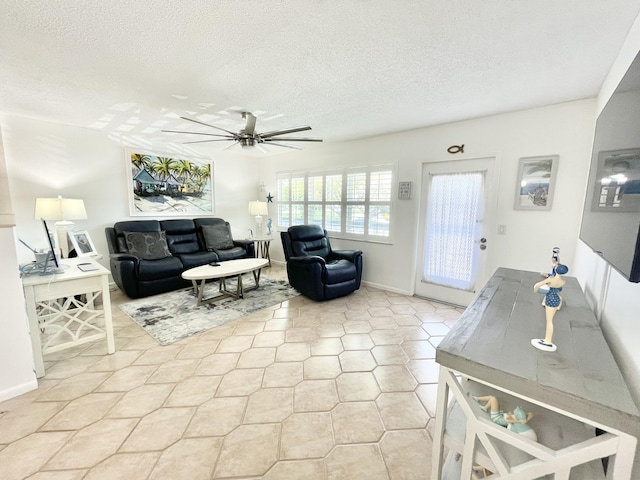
[398,181,412,200]
[514,155,559,210]
[69,230,97,257]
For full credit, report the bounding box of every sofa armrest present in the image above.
[110,253,140,263]
[329,249,362,263]
[329,250,363,289]
[288,255,327,266]
[234,239,255,257]
[109,254,141,298]
[286,256,326,301]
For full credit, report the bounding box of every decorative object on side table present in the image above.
[34,196,87,258]
[248,200,268,236]
[532,255,569,352]
[473,395,537,441]
[541,246,560,277]
[69,230,97,257]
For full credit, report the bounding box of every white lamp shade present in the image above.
[35,197,87,221]
[248,201,268,216]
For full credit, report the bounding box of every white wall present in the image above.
[260,99,596,295]
[574,14,640,402]
[0,127,37,402]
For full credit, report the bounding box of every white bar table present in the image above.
[21,257,115,378]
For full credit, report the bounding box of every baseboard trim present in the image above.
[360,280,411,296]
[0,377,38,403]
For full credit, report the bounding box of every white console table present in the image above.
[432,268,640,479]
[21,258,115,378]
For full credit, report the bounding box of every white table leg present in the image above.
[101,275,115,354]
[24,285,45,378]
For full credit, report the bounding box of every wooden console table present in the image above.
[432,268,640,479]
[22,258,115,378]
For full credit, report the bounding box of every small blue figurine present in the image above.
[266,217,272,235]
[473,395,537,441]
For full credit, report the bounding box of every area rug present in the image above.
[119,278,299,345]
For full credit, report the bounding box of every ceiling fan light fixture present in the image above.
[165,112,322,150]
[240,137,256,148]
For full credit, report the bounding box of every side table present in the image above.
[248,235,272,266]
[21,257,115,378]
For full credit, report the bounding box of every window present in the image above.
[277,166,393,240]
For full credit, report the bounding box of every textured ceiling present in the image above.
[1,1,639,152]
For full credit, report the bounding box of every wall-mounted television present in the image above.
[579,51,640,282]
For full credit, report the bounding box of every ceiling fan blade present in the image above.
[223,142,240,151]
[265,142,303,150]
[242,112,257,136]
[256,143,270,154]
[182,138,236,144]
[180,116,239,137]
[263,137,323,142]
[162,129,235,139]
[259,125,312,138]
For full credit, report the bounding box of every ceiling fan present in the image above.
[162,112,323,150]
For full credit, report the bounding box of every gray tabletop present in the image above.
[436,267,640,436]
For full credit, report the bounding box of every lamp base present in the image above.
[255,215,264,236]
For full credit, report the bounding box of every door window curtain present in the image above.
[423,171,485,291]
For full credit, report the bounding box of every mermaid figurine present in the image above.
[532,263,568,352]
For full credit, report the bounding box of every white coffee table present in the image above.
[181,258,269,306]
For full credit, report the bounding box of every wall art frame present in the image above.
[514,155,559,211]
[68,230,97,257]
[125,148,215,216]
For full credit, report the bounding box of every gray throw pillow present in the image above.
[124,231,172,260]
[202,224,234,251]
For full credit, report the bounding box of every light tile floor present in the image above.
[0,266,463,479]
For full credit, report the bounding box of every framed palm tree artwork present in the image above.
[125,148,214,216]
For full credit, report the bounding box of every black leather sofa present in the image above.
[281,224,363,301]
[105,218,254,299]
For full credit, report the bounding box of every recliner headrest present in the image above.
[288,224,325,241]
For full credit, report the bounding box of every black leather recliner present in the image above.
[281,225,363,301]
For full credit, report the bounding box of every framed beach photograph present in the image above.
[514,155,559,210]
[125,148,215,216]
[69,230,97,257]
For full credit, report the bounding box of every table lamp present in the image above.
[35,196,87,258]
[248,200,268,236]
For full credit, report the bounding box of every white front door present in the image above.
[414,157,496,306]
